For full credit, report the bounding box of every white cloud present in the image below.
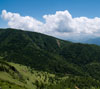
[1,10,100,42]
[1,10,43,32]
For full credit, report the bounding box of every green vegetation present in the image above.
[0,61,100,89]
[0,28,100,88]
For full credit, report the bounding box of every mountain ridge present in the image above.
[0,28,100,89]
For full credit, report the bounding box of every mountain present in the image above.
[84,37,100,45]
[0,28,100,89]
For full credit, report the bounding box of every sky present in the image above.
[0,0,100,42]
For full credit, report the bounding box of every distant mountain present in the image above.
[84,37,100,45]
[0,28,100,89]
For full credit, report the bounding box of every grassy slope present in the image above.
[0,61,100,89]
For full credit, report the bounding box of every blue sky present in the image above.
[0,0,99,17]
[0,0,100,41]
[0,0,100,26]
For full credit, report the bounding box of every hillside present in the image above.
[0,61,100,89]
[0,28,100,88]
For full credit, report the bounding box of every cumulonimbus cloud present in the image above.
[1,10,100,42]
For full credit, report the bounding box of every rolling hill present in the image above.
[0,28,100,89]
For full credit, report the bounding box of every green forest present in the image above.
[0,28,100,89]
